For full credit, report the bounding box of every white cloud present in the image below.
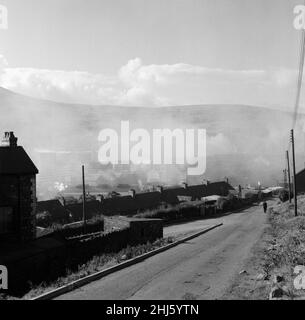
[0,67,122,105]
[0,55,301,109]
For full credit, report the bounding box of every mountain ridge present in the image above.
[1,86,303,186]
[0,86,294,115]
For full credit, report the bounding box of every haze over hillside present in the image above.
[1,86,305,191]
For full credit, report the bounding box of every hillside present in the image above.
[0,86,303,186]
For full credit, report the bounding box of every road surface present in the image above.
[57,201,271,300]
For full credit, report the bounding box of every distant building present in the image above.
[99,181,235,216]
[0,132,38,242]
[296,168,305,194]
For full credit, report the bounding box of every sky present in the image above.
[0,0,304,109]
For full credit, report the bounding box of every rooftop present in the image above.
[0,132,38,175]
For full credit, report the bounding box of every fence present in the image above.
[1,218,162,296]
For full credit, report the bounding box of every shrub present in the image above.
[279,189,293,203]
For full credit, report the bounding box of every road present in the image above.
[57,201,271,300]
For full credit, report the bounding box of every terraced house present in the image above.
[0,132,38,243]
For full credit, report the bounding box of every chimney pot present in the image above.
[1,131,18,147]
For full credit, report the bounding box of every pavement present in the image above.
[56,200,272,300]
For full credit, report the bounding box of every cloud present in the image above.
[0,67,122,105]
[0,55,301,109]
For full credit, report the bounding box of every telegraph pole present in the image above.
[286,150,292,203]
[283,169,287,188]
[82,165,87,233]
[291,130,298,216]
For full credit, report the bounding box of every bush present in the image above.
[279,189,294,203]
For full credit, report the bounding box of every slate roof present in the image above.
[101,196,135,215]
[0,146,38,175]
[99,181,235,215]
[37,199,70,221]
[100,191,162,216]
[134,191,161,211]
[36,199,71,226]
[205,182,234,197]
[161,187,187,204]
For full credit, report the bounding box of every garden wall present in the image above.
[0,218,162,296]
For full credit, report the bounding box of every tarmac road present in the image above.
[57,201,271,300]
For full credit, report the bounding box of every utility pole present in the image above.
[82,165,87,233]
[283,169,287,188]
[291,130,298,216]
[286,150,292,203]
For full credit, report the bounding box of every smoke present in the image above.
[1,54,305,193]
[54,182,68,193]
[1,83,301,195]
[207,133,237,155]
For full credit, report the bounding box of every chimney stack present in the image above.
[1,132,18,147]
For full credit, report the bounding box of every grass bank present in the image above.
[223,197,305,300]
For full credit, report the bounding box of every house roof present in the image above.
[37,199,64,212]
[37,199,69,220]
[205,181,234,196]
[100,191,162,215]
[161,187,187,204]
[61,181,236,217]
[186,184,207,199]
[101,196,135,215]
[134,191,161,210]
[0,146,38,175]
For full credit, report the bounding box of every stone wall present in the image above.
[19,175,37,242]
[0,174,36,243]
[128,218,163,245]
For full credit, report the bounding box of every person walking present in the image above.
[263,201,267,213]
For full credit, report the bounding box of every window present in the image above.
[0,207,13,234]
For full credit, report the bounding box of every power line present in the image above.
[293,27,305,128]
